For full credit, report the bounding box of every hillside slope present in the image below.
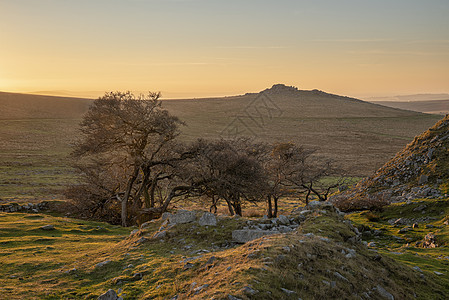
[0,91,92,120]
[332,115,449,210]
[371,100,449,115]
[163,84,440,175]
[0,86,442,201]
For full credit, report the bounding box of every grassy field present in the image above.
[347,197,449,289]
[1,201,448,299]
[0,119,80,201]
[0,87,443,201]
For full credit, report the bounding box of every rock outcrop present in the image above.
[332,115,449,209]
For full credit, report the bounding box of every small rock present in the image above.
[227,295,242,300]
[418,175,429,185]
[412,266,422,272]
[98,289,118,300]
[280,288,296,295]
[153,230,167,239]
[434,271,444,275]
[95,260,112,269]
[40,225,55,230]
[183,262,194,270]
[282,246,291,253]
[334,272,349,282]
[193,284,209,294]
[241,286,258,295]
[375,285,394,300]
[278,215,290,225]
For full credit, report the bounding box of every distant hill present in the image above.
[368,94,449,102]
[369,100,449,115]
[162,84,441,175]
[0,85,442,181]
[0,91,92,120]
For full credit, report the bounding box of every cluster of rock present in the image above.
[133,210,219,242]
[0,201,49,213]
[332,115,449,206]
[232,214,301,243]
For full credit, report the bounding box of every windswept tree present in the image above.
[176,138,268,216]
[70,91,183,226]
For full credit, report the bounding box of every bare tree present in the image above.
[70,91,183,226]
[176,138,267,216]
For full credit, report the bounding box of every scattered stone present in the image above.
[412,266,423,272]
[232,229,279,243]
[152,230,167,239]
[278,215,290,225]
[40,225,55,230]
[95,260,112,269]
[136,237,148,244]
[132,272,143,280]
[375,285,394,300]
[280,288,296,295]
[130,229,139,236]
[227,295,242,300]
[183,262,194,270]
[398,226,411,234]
[334,272,349,282]
[434,271,444,276]
[198,212,217,226]
[422,233,438,248]
[205,256,217,265]
[367,242,376,247]
[193,284,209,294]
[322,280,336,288]
[345,249,356,259]
[241,286,258,295]
[282,246,291,253]
[418,175,429,185]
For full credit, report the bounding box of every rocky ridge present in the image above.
[332,115,449,208]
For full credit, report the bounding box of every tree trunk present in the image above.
[273,196,278,218]
[148,176,158,208]
[232,201,242,216]
[225,199,235,216]
[267,195,273,218]
[121,166,139,227]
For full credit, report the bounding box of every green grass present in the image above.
[346,197,449,294]
[2,205,448,299]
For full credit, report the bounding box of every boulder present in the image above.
[198,212,217,226]
[169,210,196,224]
[40,225,55,230]
[98,289,119,300]
[277,215,290,225]
[232,229,279,243]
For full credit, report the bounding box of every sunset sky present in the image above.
[1,0,448,99]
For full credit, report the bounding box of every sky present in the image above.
[1,0,448,99]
